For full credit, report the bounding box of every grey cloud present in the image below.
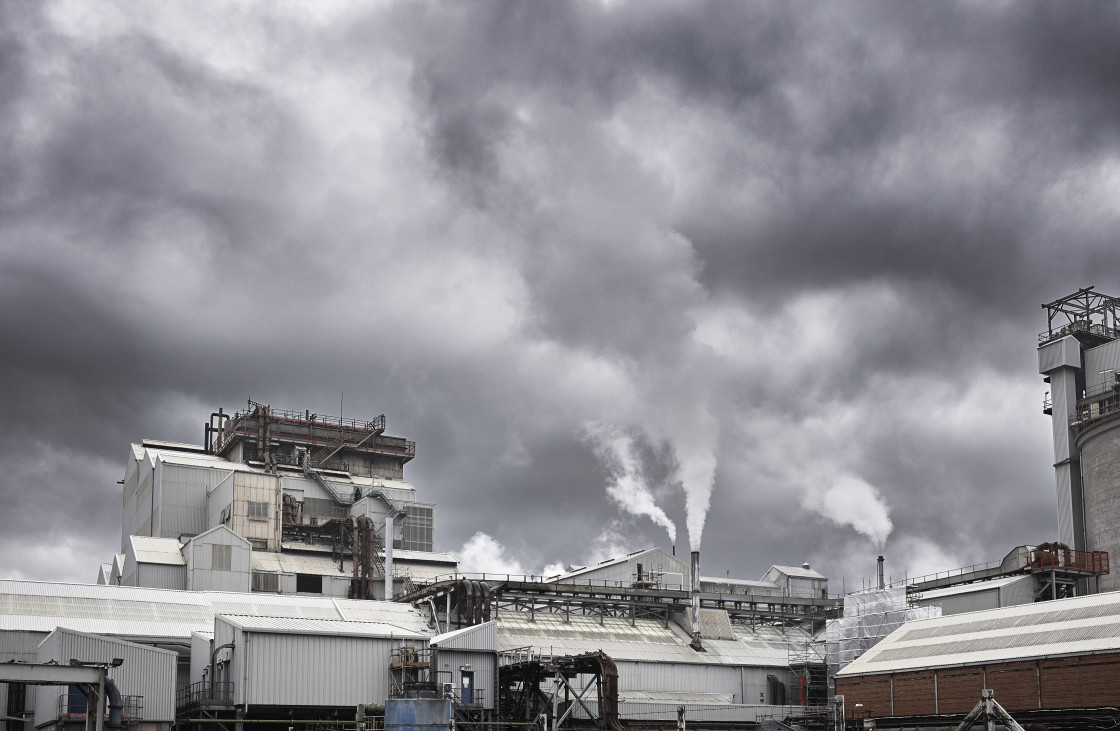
[1,1,1117,588]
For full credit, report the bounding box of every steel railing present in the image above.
[176,681,234,710]
[1028,547,1109,574]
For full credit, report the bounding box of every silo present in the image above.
[1076,419,1120,593]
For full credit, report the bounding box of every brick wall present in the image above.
[890,671,935,716]
[835,652,1120,718]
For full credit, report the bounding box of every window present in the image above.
[248,539,268,551]
[401,504,434,552]
[252,572,279,593]
[248,501,270,520]
[296,574,323,594]
[211,544,232,571]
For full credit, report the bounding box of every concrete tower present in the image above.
[1039,287,1120,590]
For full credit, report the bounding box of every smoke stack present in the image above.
[876,555,885,590]
[690,551,703,651]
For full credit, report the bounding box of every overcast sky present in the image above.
[3,1,1119,591]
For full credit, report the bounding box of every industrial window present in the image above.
[401,504,434,552]
[252,571,279,593]
[248,539,267,551]
[296,574,323,594]
[211,544,232,571]
[248,501,270,520]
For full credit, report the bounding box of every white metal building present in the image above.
[33,627,176,731]
[909,575,1038,616]
[496,611,810,721]
[209,615,427,708]
[430,622,497,710]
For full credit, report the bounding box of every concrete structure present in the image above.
[108,401,456,599]
[1039,287,1120,590]
[834,591,1120,726]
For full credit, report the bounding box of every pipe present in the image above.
[384,513,394,600]
[877,555,885,590]
[350,517,359,594]
[690,551,703,651]
[105,678,123,731]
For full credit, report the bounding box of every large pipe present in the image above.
[690,551,703,651]
[384,514,394,600]
[877,555,885,590]
[105,678,123,731]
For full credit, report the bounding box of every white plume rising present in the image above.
[582,422,678,545]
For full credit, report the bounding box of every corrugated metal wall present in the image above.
[616,661,784,705]
[242,631,418,707]
[138,564,187,591]
[998,576,1037,609]
[207,473,235,530]
[232,472,281,551]
[433,649,494,710]
[185,528,251,593]
[189,633,212,685]
[1084,340,1120,391]
[34,628,177,725]
[157,465,211,540]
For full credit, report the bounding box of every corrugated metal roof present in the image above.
[392,549,458,564]
[767,565,826,580]
[251,552,351,576]
[551,548,664,582]
[0,580,428,639]
[699,577,778,591]
[130,536,186,566]
[619,691,735,704]
[912,574,1025,601]
[496,613,807,668]
[431,621,496,650]
[836,590,1120,676]
[217,614,427,639]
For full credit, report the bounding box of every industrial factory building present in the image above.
[105,402,457,598]
[1040,287,1120,592]
[1,399,848,731]
[11,301,1120,731]
[834,590,1120,728]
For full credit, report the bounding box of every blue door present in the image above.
[461,670,474,704]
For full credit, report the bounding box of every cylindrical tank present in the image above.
[1076,421,1120,592]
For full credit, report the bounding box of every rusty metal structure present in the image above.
[499,651,623,731]
[205,400,414,474]
[401,575,841,633]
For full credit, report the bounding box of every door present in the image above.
[461,670,474,704]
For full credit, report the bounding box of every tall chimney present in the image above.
[690,551,703,651]
[876,555,885,591]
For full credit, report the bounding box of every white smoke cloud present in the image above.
[456,532,527,576]
[581,422,678,545]
[666,405,719,553]
[807,473,894,547]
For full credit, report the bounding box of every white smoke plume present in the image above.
[456,532,527,575]
[582,422,678,545]
[808,473,894,548]
[665,406,719,553]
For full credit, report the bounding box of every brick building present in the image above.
[834,591,1120,728]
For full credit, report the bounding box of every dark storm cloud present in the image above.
[1,0,1117,586]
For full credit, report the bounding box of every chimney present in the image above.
[690,551,703,651]
[876,555,885,591]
